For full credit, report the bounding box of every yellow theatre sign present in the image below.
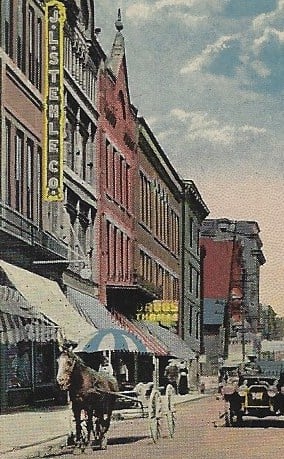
[136,300,179,327]
[43,1,66,201]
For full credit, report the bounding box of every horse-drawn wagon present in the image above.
[56,338,177,453]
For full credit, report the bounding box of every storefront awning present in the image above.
[141,321,196,361]
[113,312,168,356]
[66,289,168,356]
[0,260,95,344]
[66,288,122,330]
[0,286,58,344]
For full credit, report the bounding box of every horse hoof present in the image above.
[100,437,108,450]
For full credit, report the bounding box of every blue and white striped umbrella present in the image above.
[74,327,148,353]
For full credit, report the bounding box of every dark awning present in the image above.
[0,286,58,344]
[140,321,196,361]
[66,288,168,356]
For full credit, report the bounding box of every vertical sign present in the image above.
[43,1,66,201]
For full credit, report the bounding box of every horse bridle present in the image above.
[58,351,77,390]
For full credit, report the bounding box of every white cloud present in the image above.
[171,108,190,121]
[171,12,207,26]
[253,27,284,53]
[170,109,266,145]
[126,3,152,20]
[180,35,237,74]
[126,0,227,22]
[253,0,284,32]
[250,60,271,78]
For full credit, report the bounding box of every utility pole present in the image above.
[223,224,237,360]
[241,268,246,362]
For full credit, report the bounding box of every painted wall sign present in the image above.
[43,0,66,201]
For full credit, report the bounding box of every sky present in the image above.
[95,0,284,316]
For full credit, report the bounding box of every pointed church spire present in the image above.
[107,9,125,76]
[115,8,124,32]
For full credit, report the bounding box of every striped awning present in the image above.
[0,286,58,344]
[113,311,168,356]
[75,328,149,353]
[0,260,95,344]
[66,289,168,356]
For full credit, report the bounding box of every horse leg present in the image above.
[97,400,114,450]
[72,405,82,445]
[86,408,94,444]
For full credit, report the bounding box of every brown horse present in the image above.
[56,349,119,450]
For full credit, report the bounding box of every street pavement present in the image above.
[0,383,216,459]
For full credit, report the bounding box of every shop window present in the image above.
[6,342,32,389]
[35,344,54,384]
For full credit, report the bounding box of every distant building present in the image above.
[201,218,265,370]
[181,180,209,354]
[134,116,182,326]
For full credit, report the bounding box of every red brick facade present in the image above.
[96,26,138,307]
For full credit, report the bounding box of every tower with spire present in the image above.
[107,9,126,77]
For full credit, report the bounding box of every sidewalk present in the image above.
[0,390,213,459]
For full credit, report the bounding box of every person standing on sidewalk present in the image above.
[178,361,189,395]
[117,358,129,388]
[164,360,179,393]
[99,356,114,376]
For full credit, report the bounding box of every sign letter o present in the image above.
[48,177,58,190]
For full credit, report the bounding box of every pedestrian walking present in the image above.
[117,358,129,387]
[164,359,179,393]
[178,361,189,395]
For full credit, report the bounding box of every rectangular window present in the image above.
[5,0,13,57]
[36,17,42,90]
[196,271,200,299]
[119,156,123,205]
[106,220,111,278]
[176,215,180,256]
[196,313,200,340]
[120,231,124,279]
[28,6,35,84]
[112,149,116,199]
[125,236,130,280]
[140,173,144,221]
[113,226,117,279]
[27,139,34,220]
[189,265,193,293]
[189,217,193,248]
[5,119,12,205]
[36,146,42,226]
[17,0,23,68]
[15,130,24,212]
[197,229,200,255]
[105,140,110,190]
[189,305,193,335]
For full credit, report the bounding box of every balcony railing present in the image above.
[132,271,163,298]
[0,202,68,259]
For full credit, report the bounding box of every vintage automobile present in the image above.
[222,363,284,426]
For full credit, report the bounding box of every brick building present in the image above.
[96,12,138,311]
[200,218,265,371]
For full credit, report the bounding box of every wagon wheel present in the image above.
[148,388,162,443]
[165,384,176,438]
